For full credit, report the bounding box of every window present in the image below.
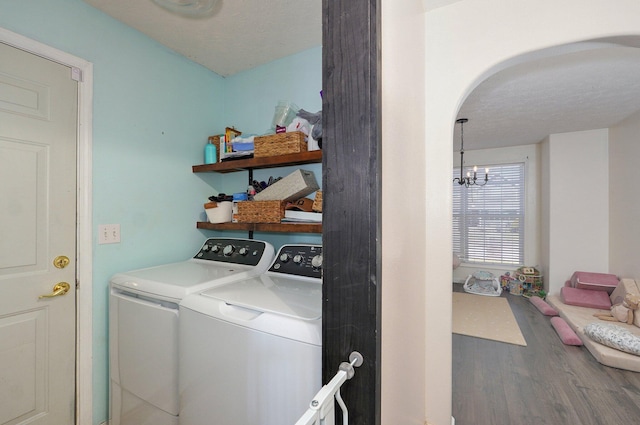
[452,162,525,266]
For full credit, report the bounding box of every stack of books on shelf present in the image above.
[281,210,322,223]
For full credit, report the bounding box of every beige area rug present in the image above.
[452,292,527,346]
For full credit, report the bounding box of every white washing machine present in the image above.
[109,238,275,425]
[179,244,323,425]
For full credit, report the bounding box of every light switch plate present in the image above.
[98,224,121,244]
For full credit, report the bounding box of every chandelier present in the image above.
[453,118,489,188]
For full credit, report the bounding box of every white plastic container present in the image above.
[204,201,232,223]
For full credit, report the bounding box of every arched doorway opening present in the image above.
[421,4,640,423]
[450,40,640,423]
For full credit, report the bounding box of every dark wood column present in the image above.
[322,0,381,423]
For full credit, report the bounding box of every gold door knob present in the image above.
[53,255,70,269]
[39,282,71,299]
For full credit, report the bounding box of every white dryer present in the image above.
[179,244,323,425]
[109,238,275,425]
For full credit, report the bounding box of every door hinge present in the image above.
[71,67,82,82]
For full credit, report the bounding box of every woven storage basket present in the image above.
[234,200,286,223]
[254,131,307,157]
[312,191,323,212]
[514,267,543,293]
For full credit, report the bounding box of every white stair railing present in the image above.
[295,352,364,425]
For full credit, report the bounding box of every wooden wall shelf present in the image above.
[192,150,322,174]
[196,221,322,234]
[194,150,322,235]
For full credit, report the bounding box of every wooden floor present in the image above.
[452,284,640,425]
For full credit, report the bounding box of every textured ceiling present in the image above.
[83,0,321,77]
[456,43,640,149]
[83,1,640,151]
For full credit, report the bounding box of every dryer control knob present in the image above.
[279,253,291,262]
[223,244,235,256]
[293,254,304,264]
[311,255,323,269]
[211,245,220,253]
[239,247,249,256]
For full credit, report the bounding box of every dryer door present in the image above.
[110,288,179,417]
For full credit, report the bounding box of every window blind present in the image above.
[452,162,525,266]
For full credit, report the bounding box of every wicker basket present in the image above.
[514,267,543,293]
[234,200,286,223]
[254,131,307,157]
[312,191,323,212]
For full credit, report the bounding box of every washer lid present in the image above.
[199,274,322,321]
[110,260,256,301]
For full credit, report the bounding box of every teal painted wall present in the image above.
[219,46,323,248]
[0,1,321,423]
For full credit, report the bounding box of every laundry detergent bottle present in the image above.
[204,139,217,164]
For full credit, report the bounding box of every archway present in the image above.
[450,41,640,424]
[420,2,640,424]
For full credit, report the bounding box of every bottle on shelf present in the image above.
[204,138,217,164]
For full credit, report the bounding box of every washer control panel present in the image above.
[194,238,270,266]
[269,244,322,279]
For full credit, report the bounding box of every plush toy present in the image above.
[594,293,640,325]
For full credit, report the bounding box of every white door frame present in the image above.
[0,27,93,425]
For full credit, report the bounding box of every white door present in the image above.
[0,42,78,425]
